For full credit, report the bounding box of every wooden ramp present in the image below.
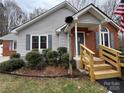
[78,44,122,82]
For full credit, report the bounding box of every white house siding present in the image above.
[78,12,100,24]
[59,32,68,47]
[17,8,74,56]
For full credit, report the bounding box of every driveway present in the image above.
[98,78,124,93]
[0,56,9,63]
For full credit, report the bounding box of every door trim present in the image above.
[77,31,85,46]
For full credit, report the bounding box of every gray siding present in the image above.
[17,8,74,56]
[78,12,100,24]
[59,32,68,47]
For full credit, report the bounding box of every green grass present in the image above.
[0,74,107,93]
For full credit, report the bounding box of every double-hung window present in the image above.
[100,28,110,47]
[9,40,17,51]
[31,35,48,50]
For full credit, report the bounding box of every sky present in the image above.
[16,0,65,13]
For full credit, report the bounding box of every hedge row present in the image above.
[0,47,76,72]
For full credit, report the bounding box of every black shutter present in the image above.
[48,35,52,49]
[110,32,114,48]
[26,34,30,50]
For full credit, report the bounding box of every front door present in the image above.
[77,32,85,55]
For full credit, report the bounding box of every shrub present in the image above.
[42,49,51,63]
[61,53,76,69]
[57,47,67,61]
[57,47,67,55]
[61,53,69,68]
[47,51,58,66]
[25,51,45,69]
[0,58,25,72]
[42,49,51,57]
[10,53,21,59]
[32,49,39,52]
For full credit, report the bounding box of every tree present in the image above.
[0,2,8,36]
[68,0,98,10]
[29,8,46,20]
[100,0,119,21]
[3,0,28,31]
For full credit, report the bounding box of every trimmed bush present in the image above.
[0,58,25,72]
[32,49,39,52]
[10,53,21,59]
[47,51,58,66]
[57,47,67,55]
[61,53,69,68]
[42,49,51,57]
[57,47,67,62]
[42,49,51,63]
[25,51,45,69]
[61,53,76,69]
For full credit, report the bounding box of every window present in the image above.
[100,28,110,47]
[9,40,17,51]
[32,36,39,49]
[40,36,47,49]
[31,35,48,50]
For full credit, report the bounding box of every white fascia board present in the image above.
[14,1,77,33]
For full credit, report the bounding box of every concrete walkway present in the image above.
[98,78,124,93]
[0,56,9,63]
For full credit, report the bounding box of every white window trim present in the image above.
[9,40,17,51]
[100,28,110,47]
[30,34,48,51]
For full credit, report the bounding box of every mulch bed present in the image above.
[8,66,83,78]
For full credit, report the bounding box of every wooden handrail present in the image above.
[80,44,95,55]
[80,44,95,82]
[100,45,121,54]
[99,45,121,78]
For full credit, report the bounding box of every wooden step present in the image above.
[86,63,112,71]
[94,70,120,80]
[93,57,105,64]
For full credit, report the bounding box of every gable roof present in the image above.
[12,1,78,33]
[73,4,119,29]
[12,2,119,34]
[56,4,119,33]
[0,33,17,40]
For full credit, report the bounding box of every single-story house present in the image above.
[0,1,119,57]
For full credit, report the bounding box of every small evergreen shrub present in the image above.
[25,51,45,69]
[61,53,76,69]
[42,49,51,57]
[57,47,67,55]
[61,53,69,68]
[10,53,21,59]
[42,49,51,63]
[47,51,58,66]
[57,47,67,61]
[0,58,25,72]
[32,49,39,52]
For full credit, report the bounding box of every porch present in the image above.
[75,44,123,82]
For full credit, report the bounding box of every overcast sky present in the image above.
[16,0,65,13]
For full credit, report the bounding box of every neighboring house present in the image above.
[0,1,119,57]
[0,34,17,56]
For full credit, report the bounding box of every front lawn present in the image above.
[0,74,107,93]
